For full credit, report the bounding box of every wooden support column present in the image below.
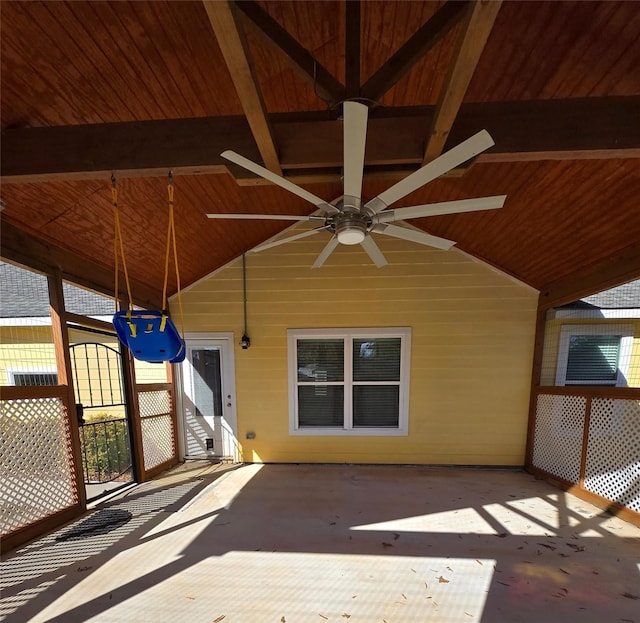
[524,305,547,469]
[48,272,87,510]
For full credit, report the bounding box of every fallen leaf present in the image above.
[393,532,400,540]
[559,568,569,575]
[342,614,351,619]
[402,593,407,599]
[465,613,473,617]
[281,617,286,623]
[537,543,557,551]
[425,582,428,590]
[352,595,357,599]
[382,542,393,548]
[622,592,639,600]
[330,522,336,526]
[497,581,510,587]
[212,617,226,623]
[495,533,508,538]
[438,576,450,584]
[411,568,416,573]
[446,566,453,572]
[476,560,483,565]
[318,616,328,620]
[185,596,196,600]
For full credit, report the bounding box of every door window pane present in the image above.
[353,338,401,381]
[353,385,399,427]
[298,386,344,427]
[192,349,223,418]
[297,339,344,382]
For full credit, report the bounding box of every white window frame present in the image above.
[555,324,633,387]
[287,327,411,436]
[6,366,59,386]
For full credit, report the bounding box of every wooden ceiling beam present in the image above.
[203,0,282,174]
[360,1,471,103]
[539,242,640,310]
[423,0,502,164]
[2,97,639,183]
[234,1,344,107]
[1,221,162,309]
[345,0,361,100]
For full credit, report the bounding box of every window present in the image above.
[7,369,59,386]
[555,324,633,387]
[288,328,411,436]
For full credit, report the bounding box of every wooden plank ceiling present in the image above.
[1,0,639,301]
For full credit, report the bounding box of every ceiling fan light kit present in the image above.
[208,101,505,268]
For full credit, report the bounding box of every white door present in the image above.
[178,335,238,461]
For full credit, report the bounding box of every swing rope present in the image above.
[111,175,134,313]
[162,173,185,337]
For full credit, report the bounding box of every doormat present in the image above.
[55,509,132,541]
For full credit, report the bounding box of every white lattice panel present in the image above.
[584,398,640,513]
[141,414,175,470]
[0,398,78,536]
[138,390,171,418]
[532,394,586,484]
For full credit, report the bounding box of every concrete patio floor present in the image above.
[1,462,639,623]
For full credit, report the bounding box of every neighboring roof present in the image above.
[581,279,640,309]
[552,278,640,319]
[0,261,114,318]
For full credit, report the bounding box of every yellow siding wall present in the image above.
[175,235,538,465]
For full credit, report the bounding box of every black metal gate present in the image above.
[69,337,134,494]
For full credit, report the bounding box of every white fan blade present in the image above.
[251,227,326,253]
[343,101,368,205]
[222,150,339,214]
[365,130,495,213]
[312,237,340,269]
[360,235,388,268]
[378,195,506,223]
[207,213,318,221]
[374,223,455,250]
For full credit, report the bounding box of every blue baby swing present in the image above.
[111,174,186,364]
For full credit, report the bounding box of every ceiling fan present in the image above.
[207,102,505,268]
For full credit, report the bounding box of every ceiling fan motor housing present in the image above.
[334,211,369,245]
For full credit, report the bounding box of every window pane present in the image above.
[13,373,59,386]
[566,335,620,383]
[353,338,401,381]
[298,386,344,427]
[297,339,344,382]
[353,385,399,427]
